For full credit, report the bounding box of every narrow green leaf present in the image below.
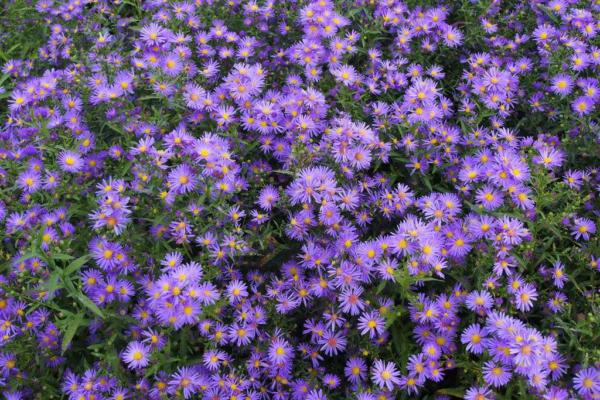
[52,253,75,261]
[74,293,105,318]
[376,280,387,294]
[436,387,465,398]
[61,313,85,353]
[64,254,90,276]
[44,271,63,296]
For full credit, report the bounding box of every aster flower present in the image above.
[332,64,357,86]
[167,164,197,194]
[423,342,442,360]
[514,283,537,312]
[544,386,569,400]
[476,186,504,210]
[551,261,567,288]
[17,170,41,193]
[319,330,347,356]
[371,360,400,390]
[140,23,168,45]
[461,324,487,354]
[339,286,365,315]
[483,361,512,387]
[466,290,494,313]
[122,341,150,369]
[323,373,340,389]
[228,323,255,346]
[465,386,494,400]
[161,54,183,76]
[141,329,166,350]
[9,90,29,112]
[268,338,293,364]
[509,337,539,368]
[399,374,423,395]
[226,280,248,303]
[357,311,385,338]
[202,349,226,371]
[550,74,573,96]
[547,292,567,313]
[443,26,463,47]
[345,357,367,384]
[168,367,201,399]
[573,367,600,397]
[306,389,327,400]
[572,96,594,116]
[571,218,596,241]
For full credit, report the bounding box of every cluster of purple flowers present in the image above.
[0,0,599,399]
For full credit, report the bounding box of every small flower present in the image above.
[572,96,593,116]
[514,283,537,312]
[357,311,385,338]
[465,386,494,400]
[122,341,150,369]
[371,359,400,390]
[574,367,600,397]
[461,324,486,354]
[482,361,512,387]
[58,151,83,172]
[550,74,573,96]
[268,338,293,364]
[571,218,596,241]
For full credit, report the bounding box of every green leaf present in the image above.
[64,254,90,276]
[61,313,85,354]
[44,271,63,296]
[74,292,105,319]
[436,387,465,398]
[376,280,387,294]
[52,253,75,261]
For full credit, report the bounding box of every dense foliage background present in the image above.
[0,0,599,399]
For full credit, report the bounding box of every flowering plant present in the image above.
[0,0,599,399]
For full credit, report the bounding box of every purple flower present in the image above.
[573,367,600,397]
[344,357,366,384]
[550,74,573,96]
[168,367,201,399]
[268,338,293,364]
[465,386,494,400]
[571,217,596,241]
[371,359,400,390]
[461,324,486,354]
[322,373,340,389]
[319,330,347,356]
[547,292,568,313]
[514,283,537,312]
[476,186,504,210]
[551,261,567,288]
[509,337,538,367]
[122,341,150,369]
[226,280,248,303]
[140,23,168,45]
[572,96,594,116]
[257,185,279,210]
[167,164,197,194]
[466,290,494,313]
[483,361,512,387]
[339,286,365,315]
[17,170,41,193]
[357,311,385,338]
[534,147,564,169]
[332,64,357,86]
